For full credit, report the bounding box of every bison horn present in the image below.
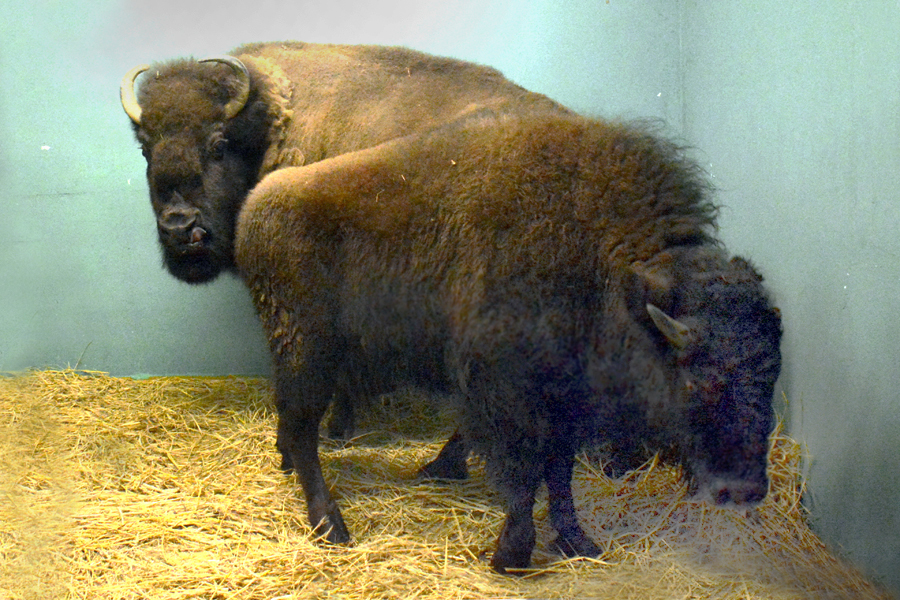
[199,56,251,119]
[646,303,692,349]
[120,64,150,125]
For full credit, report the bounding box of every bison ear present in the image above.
[646,304,691,349]
[625,254,675,315]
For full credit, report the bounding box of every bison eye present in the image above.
[207,135,228,161]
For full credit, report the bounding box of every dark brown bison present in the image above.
[235,110,783,573]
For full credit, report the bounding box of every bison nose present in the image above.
[158,206,207,245]
[159,206,200,231]
[712,479,768,506]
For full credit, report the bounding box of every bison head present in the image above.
[121,57,271,284]
[644,254,783,507]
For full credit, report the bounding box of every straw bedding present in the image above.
[0,370,892,600]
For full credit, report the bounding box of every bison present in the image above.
[121,41,564,440]
[120,41,564,286]
[234,109,783,573]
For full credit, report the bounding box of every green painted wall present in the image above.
[2,0,897,593]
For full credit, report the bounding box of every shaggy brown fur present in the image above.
[235,111,782,573]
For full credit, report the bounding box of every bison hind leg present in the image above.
[418,430,469,480]
[326,394,356,440]
[601,445,649,479]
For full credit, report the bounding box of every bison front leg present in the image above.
[545,449,600,558]
[491,487,540,574]
[275,371,351,544]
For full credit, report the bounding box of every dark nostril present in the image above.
[715,482,766,506]
[715,487,732,505]
[189,227,207,244]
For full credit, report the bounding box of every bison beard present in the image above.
[234,111,783,574]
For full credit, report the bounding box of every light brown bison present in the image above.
[121,41,564,285]
[121,41,566,439]
[235,110,783,573]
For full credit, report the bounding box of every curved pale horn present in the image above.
[646,303,692,349]
[199,56,251,119]
[120,64,150,124]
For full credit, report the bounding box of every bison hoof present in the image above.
[313,514,351,545]
[417,457,469,481]
[552,531,601,558]
[490,546,532,575]
[326,417,354,440]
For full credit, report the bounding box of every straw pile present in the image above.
[0,369,892,600]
